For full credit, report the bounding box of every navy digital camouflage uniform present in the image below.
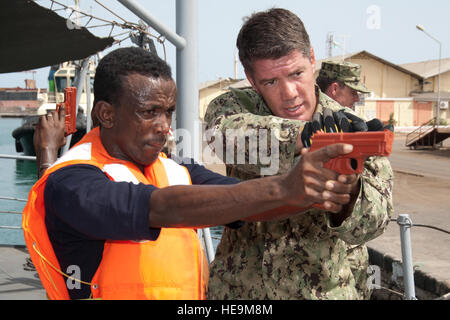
[204,86,393,299]
[318,61,372,298]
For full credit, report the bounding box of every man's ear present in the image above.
[94,101,115,129]
[326,82,340,98]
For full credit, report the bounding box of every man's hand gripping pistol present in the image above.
[302,108,394,175]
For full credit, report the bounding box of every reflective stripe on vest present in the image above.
[22,127,207,300]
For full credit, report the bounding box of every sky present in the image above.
[1,0,449,89]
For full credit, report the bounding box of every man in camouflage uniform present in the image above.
[316,61,371,110]
[204,8,393,299]
[316,61,374,299]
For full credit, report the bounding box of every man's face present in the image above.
[328,84,360,110]
[109,74,176,167]
[246,49,317,121]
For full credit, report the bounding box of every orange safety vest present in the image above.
[22,127,208,300]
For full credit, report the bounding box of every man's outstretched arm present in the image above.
[150,144,356,228]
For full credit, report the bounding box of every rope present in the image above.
[32,242,93,287]
[411,224,450,235]
[44,0,169,60]
[390,218,450,235]
[377,285,406,298]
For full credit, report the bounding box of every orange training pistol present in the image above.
[310,130,394,175]
[56,87,77,137]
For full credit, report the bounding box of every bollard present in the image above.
[397,214,417,300]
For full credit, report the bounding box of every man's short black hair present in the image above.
[94,47,172,106]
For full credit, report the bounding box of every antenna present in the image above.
[326,33,351,59]
[326,32,334,58]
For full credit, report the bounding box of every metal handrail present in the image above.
[0,154,36,161]
[0,194,26,231]
[405,119,435,147]
[0,196,27,202]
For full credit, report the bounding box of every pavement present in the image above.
[366,133,450,298]
[0,246,46,299]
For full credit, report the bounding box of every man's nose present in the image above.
[280,80,297,101]
[154,114,170,134]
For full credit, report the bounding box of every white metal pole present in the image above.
[175,0,215,261]
[397,214,417,300]
[416,25,442,130]
[85,61,92,133]
[117,0,186,49]
[176,0,199,160]
[437,42,441,127]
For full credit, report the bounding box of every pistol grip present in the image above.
[312,158,364,211]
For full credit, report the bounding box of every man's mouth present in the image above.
[286,104,303,113]
[287,105,300,112]
[147,140,166,150]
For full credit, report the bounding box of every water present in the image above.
[0,118,37,246]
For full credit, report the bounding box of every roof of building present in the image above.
[316,50,424,80]
[228,79,251,89]
[400,58,450,79]
[199,78,241,90]
[411,91,450,102]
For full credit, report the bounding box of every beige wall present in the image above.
[394,100,415,127]
[423,70,450,93]
[356,99,419,127]
[439,104,449,123]
[433,101,449,124]
[316,55,422,98]
[355,100,376,120]
[349,57,421,98]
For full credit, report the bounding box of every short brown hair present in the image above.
[236,8,311,74]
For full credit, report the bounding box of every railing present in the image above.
[0,155,35,232]
[0,196,26,232]
[405,119,436,148]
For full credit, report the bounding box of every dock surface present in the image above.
[0,246,46,299]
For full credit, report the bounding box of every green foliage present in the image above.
[388,113,397,126]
